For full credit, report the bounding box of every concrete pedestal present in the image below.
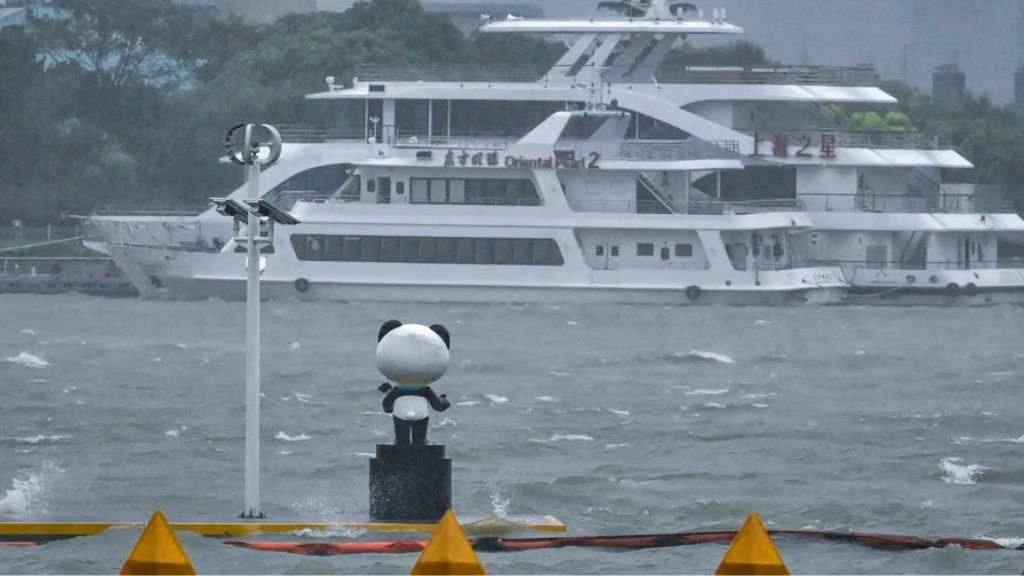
[369,444,451,522]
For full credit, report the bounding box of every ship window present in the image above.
[660,247,670,261]
[292,235,563,266]
[456,238,475,263]
[399,237,418,262]
[611,245,619,257]
[411,178,429,203]
[449,179,466,204]
[637,243,654,257]
[429,179,447,204]
[269,164,352,200]
[436,237,457,263]
[595,245,604,256]
[494,238,512,264]
[675,243,693,257]
[367,178,376,193]
[343,237,362,260]
[396,181,405,195]
[380,237,400,262]
[377,177,391,204]
[475,238,495,264]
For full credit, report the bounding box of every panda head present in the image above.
[376,320,451,388]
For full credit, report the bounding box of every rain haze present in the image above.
[2,0,1024,574]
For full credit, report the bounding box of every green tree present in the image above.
[31,0,192,88]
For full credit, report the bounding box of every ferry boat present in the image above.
[87,0,1024,305]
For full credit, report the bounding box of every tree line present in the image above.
[0,0,1020,225]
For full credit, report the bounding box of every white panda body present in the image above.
[393,396,430,421]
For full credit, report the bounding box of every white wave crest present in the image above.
[0,461,62,517]
[531,434,594,443]
[456,400,480,407]
[534,396,557,402]
[608,409,630,416]
[275,431,310,442]
[20,329,35,336]
[939,457,986,485]
[293,393,314,404]
[3,352,49,368]
[685,389,729,396]
[681,350,736,364]
[484,394,508,405]
[3,435,71,444]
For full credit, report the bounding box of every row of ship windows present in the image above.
[596,243,694,259]
[292,234,564,266]
[407,178,541,206]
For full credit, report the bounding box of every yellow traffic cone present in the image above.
[121,511,196,575]
[411,509,486,575]
[715,512,790,575]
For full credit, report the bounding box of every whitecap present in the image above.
[289,341,301,351]
[456,400,480,407]
[608,409,630,416]
[0,461,62,517]
[175,343,188,350]
[701,402,727,409]
[534,396,557,402]
[990,537,1024,548]
[293,393,314,404]
[484,394,508,405]
[530,434,594,443]
[939,457,985,485]
[566,320,579,326]
[20,329,35,336]
[753,320,769,326]
[685,389,729,396]
[547,371,571,377]
[164,430,179,438]
[273,451,294,456]
[352,452,375,458]
[275,431,310,442]
[680,350,736,364]
[3,352,49,369]
[604,443,628,450]
[3,435,71,444]
[437,418,457,428]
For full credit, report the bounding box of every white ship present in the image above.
[88,0,1024,305]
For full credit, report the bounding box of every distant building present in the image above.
[1016,66,1024,109]
[933,64,966,107]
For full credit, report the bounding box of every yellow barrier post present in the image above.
[715,512,790,576]
[411,509,486,575]
[121,511,196,575]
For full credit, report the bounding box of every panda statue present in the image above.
[376,319,452,446]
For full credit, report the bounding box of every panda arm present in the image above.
[382,388,401,413]
[422,387,450,411]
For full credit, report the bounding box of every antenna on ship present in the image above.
[213,124,300,519]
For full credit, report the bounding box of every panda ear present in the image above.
[378,320,402,342]
[429,324,450,349]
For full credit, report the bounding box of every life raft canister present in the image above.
[685,285,702,301]
[294,277,310,293]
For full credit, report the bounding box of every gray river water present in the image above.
[1,294,1023,574]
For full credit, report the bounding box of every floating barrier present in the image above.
[0,515,565,544]
[223,528,1024,556]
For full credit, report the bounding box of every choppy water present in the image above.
[2,294,1024,574]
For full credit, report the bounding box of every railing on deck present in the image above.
[688,198,806,215]
[91,205,209,216]
[798,192,974,214]
[617,139,741,161]
[351,63,880,87]
[275,124,367,143]
[807,259,1024,272]
[740,128,953,151]
[654,65,880,86]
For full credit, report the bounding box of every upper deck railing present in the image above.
[351,63,881,87]
[653,65,880,86]
[616,139,741,161]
